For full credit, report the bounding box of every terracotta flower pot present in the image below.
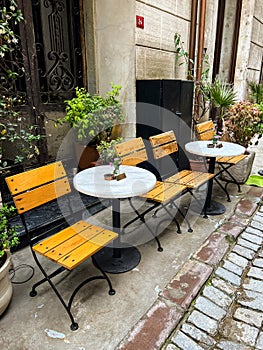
[74,143,99,170]
[0,250,13,316]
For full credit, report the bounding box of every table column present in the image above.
[94,198,141,274]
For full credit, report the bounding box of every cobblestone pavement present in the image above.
[116,187,263,350]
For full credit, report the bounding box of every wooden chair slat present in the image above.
[57,240,108,270]
[153,184,187,203]
[216,154,247,164]
[33,221,92,254]
[165,170,192,182]
[167,170,213,188]
[141,181,186,203]
[44,234,89,261]
[198,129,215,141]
[149,130,176,146]
[57,241,102,270]
[89,230,118,246]
[114,137,145,156]
[13,177,71,214]
[152,142,178,159]
[141,181,173,199]
[121,149,148,165]
[195,121,215,141]
[114,138,148,165]
[195,120,214,133]
[5,161,66,195]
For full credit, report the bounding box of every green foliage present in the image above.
[174,33,194,78]
[225,101,263,148]
[57,84,125,144]
[210,79,237,119]
[0,3,41,167]
[248,82,263,104]
[0,0,23,60]
[0,204,19,258]
[96,137,123,164]
[0,95,42,167]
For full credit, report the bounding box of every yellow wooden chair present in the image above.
[114,137,193,252]
[195,120,247,196]
[5,161,118,331]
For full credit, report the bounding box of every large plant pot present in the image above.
[74,143,99,170]
[0,250,13,316]
[220,150,256,184]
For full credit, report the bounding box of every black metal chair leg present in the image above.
[214,177,231,202]
[32,253,78,330]
[174,204,193,232]
[219,164,242,192]
[161,204,181,234]
[126,198,163,251]
[92,256,115,295]
[29,265,66,296]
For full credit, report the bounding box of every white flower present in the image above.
[10,6,16,11]
[0,52,4,58]
[12,37,18,44]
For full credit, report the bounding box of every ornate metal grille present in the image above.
[0,0,84,111]
[0,0,27,105]
[32,0,84,106]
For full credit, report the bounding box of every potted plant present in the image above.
[57,84,125,170]
[96,138,123,165]
[220,100,263,184]
[0,204,19,316]
[209,78,237,132]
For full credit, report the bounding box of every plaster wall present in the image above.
[246,4,263,84]
[219,0,237,81]
[234,0,256,99]
[203,0,219,80]
[93,0,136,138]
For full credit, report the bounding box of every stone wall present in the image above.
[135,0,192,80]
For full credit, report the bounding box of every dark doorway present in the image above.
[0,0,85,163]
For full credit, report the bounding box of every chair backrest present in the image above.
[114,137,148,165]
[195,120,215,141]
[5,161,71,214]
[149,130,178,160]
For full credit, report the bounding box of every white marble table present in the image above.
[185,141,245,215]
[73,165,156,273]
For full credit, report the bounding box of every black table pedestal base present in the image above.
[190,200,226,215]
[94,245,141,274]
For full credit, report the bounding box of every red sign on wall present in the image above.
[136,15,144,29]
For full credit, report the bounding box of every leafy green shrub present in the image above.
[225,101,263,148]
[57,84,125,144]
[0,204,19,259]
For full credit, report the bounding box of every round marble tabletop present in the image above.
[185,141,246,158]
[73,165,156,199]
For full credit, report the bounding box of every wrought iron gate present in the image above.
[0,0,85,162]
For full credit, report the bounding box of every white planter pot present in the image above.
[0,250,13,316]
[220,150,256,184]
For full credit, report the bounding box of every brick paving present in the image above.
[116,187,263,350]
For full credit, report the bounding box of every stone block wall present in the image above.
[135,0,192,80]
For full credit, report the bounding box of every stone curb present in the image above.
[116,188,263,350]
